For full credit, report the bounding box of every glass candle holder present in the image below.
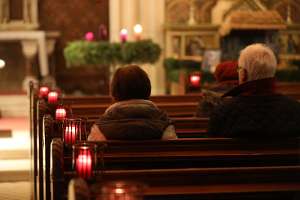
[100,181,145,200]
[72,143,98,179]
[189,73,201,88]
[39,86,49,98]
[48,91,58,104]
[63,118,87,146]
[55,107,67,121]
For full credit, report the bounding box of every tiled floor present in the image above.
[0,117,31,200]
[0,181,31,200]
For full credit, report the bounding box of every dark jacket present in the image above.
[208,78,300,138]
[95,99,171,140]
[195,81,237,117]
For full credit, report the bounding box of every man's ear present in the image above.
[239,69,248,84]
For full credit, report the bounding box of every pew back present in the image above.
[50,138,300,200]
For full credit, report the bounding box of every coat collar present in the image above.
[223,77,277,97]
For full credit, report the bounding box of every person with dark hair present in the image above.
[88,65,177,141]
[195,61,238,117]
[208,43,300,137]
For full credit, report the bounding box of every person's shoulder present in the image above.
[274,94,300,107]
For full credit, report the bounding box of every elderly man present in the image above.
[208,43,300,137]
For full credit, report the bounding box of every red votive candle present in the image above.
[190,74,201,87]
[39,86,49,98]
[76,148,92,179]
[120,28,128,43]
[48,91,58,104]
[64,125,77,145]
[55,107,66,121]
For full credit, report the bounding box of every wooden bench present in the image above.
[66,166,300,200]
[49,138,300,200]
[62,94,203,105]
[69,102,199,118]
[39,115,208,200]
[29,82,300,200]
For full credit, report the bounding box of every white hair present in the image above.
[238,43,277,81]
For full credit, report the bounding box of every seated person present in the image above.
[196,61,238,117]
[208,43,300,138]
[88,65,177,141]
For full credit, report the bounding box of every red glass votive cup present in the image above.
[55,107,66,121]
[72,143,98,179]
[48,91,58,104]
[189,73,201,88]
[63,118,86,146]
[39,86,49,98]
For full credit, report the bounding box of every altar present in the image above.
[0,31,60,91]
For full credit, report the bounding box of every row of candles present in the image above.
[39,86,94,179]
[85,24,143,43]
[40,86,145,197]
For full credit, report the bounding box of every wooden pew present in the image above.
[41,116,207,200]
[31,83,300,200]
[276,82,300,94]
[61,138,300,170]
[85,117,209,138]
[66,166,300,199]
[69,102,199,118]
[62,94,202,118]
[30,85,54,200]
[69,177,300,200]
[50,138,300,200]
[29,82,38,200]
[62,94,203,105]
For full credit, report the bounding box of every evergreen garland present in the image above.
[64,40,161,67]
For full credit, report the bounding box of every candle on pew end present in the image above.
[48,91,58,104]
[55,107,66,121]
[64,125,77,145]
[76,149,92,179]
[39,86,49,98]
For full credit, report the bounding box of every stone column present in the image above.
[21,40,38,91]
[43,38,57,87]
[109,0,166,94]
[139,0,166,94]
[109,0,121,42]
[120,0,139,41]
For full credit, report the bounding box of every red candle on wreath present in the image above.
[76,148,92,179]
[120,28,128,43]
[39,86,49,98]
[55,107,66,121]
[48,91,58,104]
[64,124,77,145]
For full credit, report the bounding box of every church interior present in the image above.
[1,0,300,199]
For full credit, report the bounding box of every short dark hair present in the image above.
[111,65,151,101]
